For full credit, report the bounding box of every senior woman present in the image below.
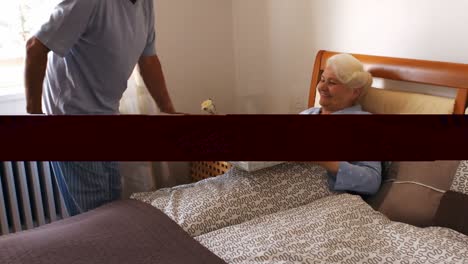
[301,53,382,195]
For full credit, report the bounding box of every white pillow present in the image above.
[314,88,455,114]
[360,88,455,114]
[229,162,284,172]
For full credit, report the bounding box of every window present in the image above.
[0,0,58,97]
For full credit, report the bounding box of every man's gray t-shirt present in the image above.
[36,0,156,114]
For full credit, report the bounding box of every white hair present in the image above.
[326,53,373,92]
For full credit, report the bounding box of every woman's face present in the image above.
[317,66,361,113]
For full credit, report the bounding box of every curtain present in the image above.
[119,69,191,198]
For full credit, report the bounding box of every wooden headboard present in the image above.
[308,50,468,114]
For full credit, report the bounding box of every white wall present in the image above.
[155,0,237,114]
[232,0,316,114]
[0,94,26,114]
[232,0,468,113]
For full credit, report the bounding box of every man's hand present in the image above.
[25,37,49,114]
[138,55,176,114]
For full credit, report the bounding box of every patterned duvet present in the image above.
[132,163,468,264]
[197,194,468,263]
[132,163,334,237]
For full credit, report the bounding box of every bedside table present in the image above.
[190,161,232,182]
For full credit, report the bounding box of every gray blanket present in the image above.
[0,200,226,264]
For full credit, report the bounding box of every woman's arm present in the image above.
[316,161,382,195]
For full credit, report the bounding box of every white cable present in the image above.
[385,179,446,193]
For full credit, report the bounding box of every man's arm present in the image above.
[138,55,176,114]
[25,37,50,114]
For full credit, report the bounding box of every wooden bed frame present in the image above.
[308,50,468,114]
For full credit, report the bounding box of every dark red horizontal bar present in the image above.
[0,115,467,161]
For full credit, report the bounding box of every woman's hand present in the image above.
[313,161,340,174]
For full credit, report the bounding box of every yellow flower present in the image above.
[201,99,217,114]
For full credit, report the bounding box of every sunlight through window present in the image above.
[0,0,58,96]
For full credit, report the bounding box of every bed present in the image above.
[2,51,468,264]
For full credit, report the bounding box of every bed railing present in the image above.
[0,162,68,236]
